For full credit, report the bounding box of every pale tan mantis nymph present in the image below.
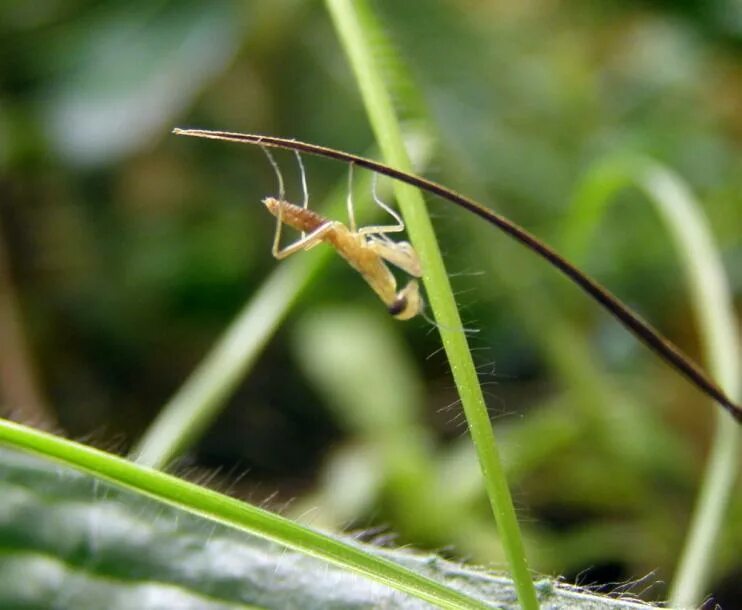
[262,149,424,320]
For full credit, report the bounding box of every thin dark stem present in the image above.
[173,128,742,424]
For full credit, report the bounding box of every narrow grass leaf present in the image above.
[324,1,539,608]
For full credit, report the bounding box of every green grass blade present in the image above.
[564,157,740,607]
[323,1,539,609]
[0,417,495,610]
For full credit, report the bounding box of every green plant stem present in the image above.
[0,417,494,610]
[324,2,539,609]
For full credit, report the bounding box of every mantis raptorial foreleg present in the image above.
[366,237,422,278]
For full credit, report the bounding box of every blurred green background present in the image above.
[1,0,740,606]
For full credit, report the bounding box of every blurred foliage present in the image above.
[0,447,661,610]
[0,0,740,606]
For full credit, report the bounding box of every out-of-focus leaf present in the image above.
[41,1,243,165]
[293,306,424,433]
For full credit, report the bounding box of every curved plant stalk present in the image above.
[0,417,495,610]
[564,156,740,607]
[172,126,742,426]
[324,0,539,608]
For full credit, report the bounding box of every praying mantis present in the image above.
[261,149,424,320]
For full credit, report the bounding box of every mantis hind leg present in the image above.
[262,147,285,201]
[295,150,309,239]
[263,146,312,240]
